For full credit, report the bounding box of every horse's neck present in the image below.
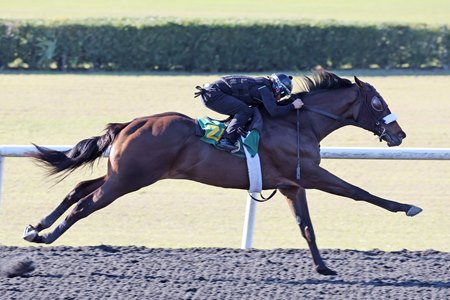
[258,86,359,142]
[298,85,360,141]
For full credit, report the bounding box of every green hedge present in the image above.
[0,18,448,71]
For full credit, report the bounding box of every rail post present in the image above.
[241,193,258,249]
[0,156,4,203]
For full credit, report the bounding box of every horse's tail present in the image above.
[31,122,130,177]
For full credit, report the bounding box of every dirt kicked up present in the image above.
[0,246,449,299]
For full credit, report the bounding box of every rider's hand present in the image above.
[292,99,304,109]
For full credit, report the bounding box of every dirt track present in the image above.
[1,246,449,299]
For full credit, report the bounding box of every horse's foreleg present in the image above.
[279,187,337,276]
[303,165,422,216]
[26,180,123,244]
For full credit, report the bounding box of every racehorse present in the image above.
[23,70,422,276]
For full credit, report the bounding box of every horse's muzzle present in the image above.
[384,130,406,147]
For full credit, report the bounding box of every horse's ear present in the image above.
[354,76,365,87]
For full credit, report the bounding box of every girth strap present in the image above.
[248,189,278,202]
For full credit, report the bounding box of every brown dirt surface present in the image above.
[0,246,449,299]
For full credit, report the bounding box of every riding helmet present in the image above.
[270,73,293,97]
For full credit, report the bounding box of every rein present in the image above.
[302,104,397,142]
[299,87,398,137]
[289,93,370,132]
[296,108,301,181]
[302,105,368,130]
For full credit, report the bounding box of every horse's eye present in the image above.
[371,96,384,111]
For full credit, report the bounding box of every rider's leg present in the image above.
[225,109,253,143]
[205,94,254,148]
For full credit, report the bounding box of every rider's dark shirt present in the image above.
[214,75,295,117]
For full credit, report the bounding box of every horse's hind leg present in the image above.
[27,178,131,244]
[280,186,337,276]
[23,176,105,242]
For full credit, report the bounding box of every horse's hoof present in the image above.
[316,266,337,276]
[23,225,38,242]
[406,206,423,217]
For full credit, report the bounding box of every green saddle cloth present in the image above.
[197,117,260,158]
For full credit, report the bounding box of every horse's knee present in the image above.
[304,226,315,243]
[299,224,315,244]
[350,187,371,201]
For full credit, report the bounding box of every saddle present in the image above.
[195,109,264,158]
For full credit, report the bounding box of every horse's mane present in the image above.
[295,69,353,94]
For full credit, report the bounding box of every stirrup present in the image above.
[217,139,238,151]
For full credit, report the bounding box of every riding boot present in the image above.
[217,138,238,152]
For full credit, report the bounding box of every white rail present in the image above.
[2,145,449,159]
[1,145,449,249]
[320,147,450,160]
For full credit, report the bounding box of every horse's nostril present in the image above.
[398,132,406,139]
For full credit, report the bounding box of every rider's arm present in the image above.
[257,86,295,117]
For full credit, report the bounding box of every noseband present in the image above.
[373,113,397,141]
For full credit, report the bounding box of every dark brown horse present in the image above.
[23,70,422,275]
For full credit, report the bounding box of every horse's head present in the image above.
[354,77,406,147]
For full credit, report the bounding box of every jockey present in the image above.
[195,73,304,151]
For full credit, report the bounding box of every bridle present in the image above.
[292,86,398,141]
[353,86,398,141]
